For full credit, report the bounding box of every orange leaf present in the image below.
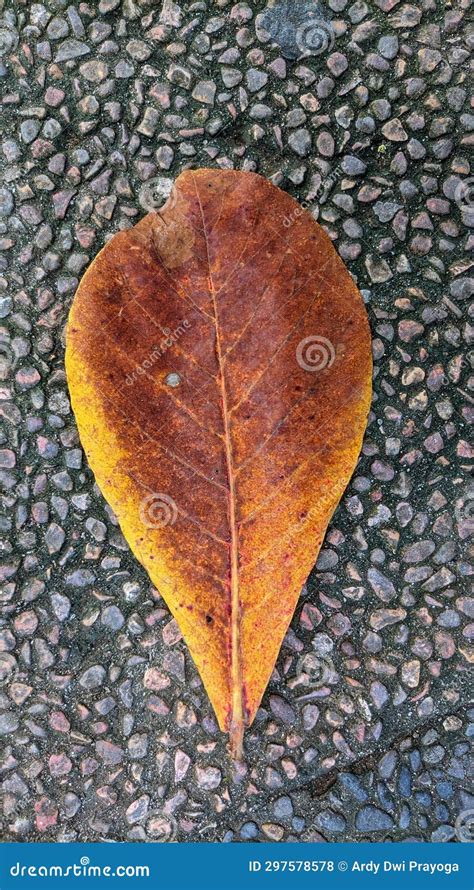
[65,169,372,759]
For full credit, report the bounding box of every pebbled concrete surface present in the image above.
[0,0,473,843]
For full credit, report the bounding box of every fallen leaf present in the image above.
[66,168,372,758]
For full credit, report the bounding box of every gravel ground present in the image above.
[0,0,473,844]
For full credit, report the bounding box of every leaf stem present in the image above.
[229,720,244,762]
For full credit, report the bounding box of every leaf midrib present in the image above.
[192,174,245,759]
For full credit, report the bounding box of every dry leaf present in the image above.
[66,169,372,758]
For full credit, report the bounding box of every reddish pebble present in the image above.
[14,610,38,635]
[34,797,58,832]
[49,711,70,733]
[49,753,72,776]
[45,87,65,107]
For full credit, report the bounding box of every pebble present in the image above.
[126,795,149,824]
[79,666,106,689]
[269,695,296,725]
[0,188,14,216]
[315,810,346,832]
[0,713,19,734]
[273,796,293,819]
[240,821,259,839]
[288,129,311,157]
[192,81,216,105]
[96,740,124,765]
[101,605,124,630]
[195,766,221,790]
[55,39,90,62]
[49,753,72,777]
[355,806,394,831]
[367,568,396,602]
